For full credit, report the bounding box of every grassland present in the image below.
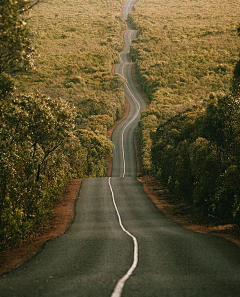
[19,0,126,133]
[129,0,240,172]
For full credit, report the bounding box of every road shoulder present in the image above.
[0,179,82,276]
[139,175,240,248]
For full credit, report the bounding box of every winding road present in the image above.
[1,0,240,296]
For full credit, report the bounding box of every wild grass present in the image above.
[18,0,126,128]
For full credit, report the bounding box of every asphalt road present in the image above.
[1,0,240,296]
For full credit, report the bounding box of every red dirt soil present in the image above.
[0,28,131,277]
[139,175,240,248]
[1,127,240,276]
[0,179,82,276]
[1,22,239,276]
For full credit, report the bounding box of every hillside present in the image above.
[0,0,125,249]
[129,0,240,225]
[129,0,240,173]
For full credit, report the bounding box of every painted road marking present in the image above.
[119,30,141,177]
[108,177,139,297]
[110,2,139,295]
[121,80,140,177]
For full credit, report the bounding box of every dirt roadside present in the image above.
[0,179,82,276]
[0,64,130,276]
[1,4,239,276]
[131,63,240,249]
[139,175,240,248]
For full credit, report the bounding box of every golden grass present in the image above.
[19,0,126,127]
[131,0,240,105]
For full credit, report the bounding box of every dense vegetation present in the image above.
[17,0,126,132]
[130,0,240,224]
[0,0,124,249]
[152,89,240,224]
[130,0,240,173]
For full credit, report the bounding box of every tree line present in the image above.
[151,29,240,224]
[152,87,240,224]
[129,0,240,225]
[129,0,239,176]
[0,0,122,249]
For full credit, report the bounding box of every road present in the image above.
[1,0,240,296]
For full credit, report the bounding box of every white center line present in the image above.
[108,177,139,297]
[121,78,141,177]
[110,1,139,296]
[120,29,141,178]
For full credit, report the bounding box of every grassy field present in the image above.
[19,0,126,133]
[129,0,240,172]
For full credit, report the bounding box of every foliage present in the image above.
[75,129,113,177]
[0,0,32,74]
[151,92,240,224]
[129,0,240,173]
[0,93,76,246]
[16,0,126,132]
[129,1,240,224]
[0,0,124,248]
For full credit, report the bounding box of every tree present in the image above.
[75,129,113,177]
[0,0,32,75]
[0,0,33,102]
[0,93,77,247]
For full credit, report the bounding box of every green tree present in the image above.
[0,0,32,75]
[75,129,113,177]
[0,0,32,102]
[0,93,77,247]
